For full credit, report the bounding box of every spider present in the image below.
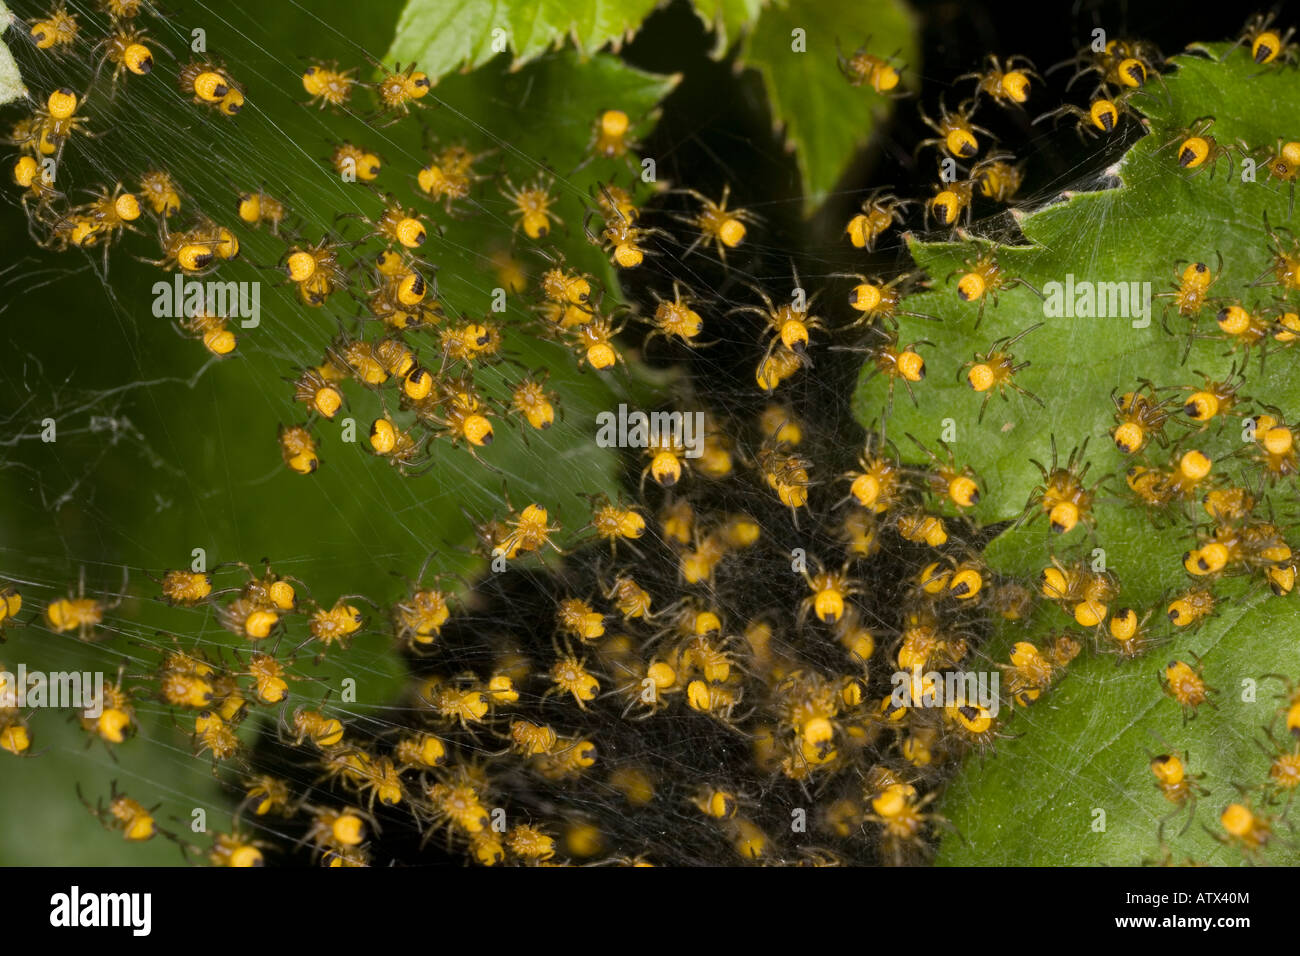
[281,234,350,306]
[844,188,911,251]
[798,560,860,625]
[1053,36,1162,97]
[0,587,24,641]
[686,677,748,731]
[916,96,994,160]
[506,371,559,432]
[43,566,127,641]
[502,174,561,239]
[906,435,981,511]
[1157,116,1233,180]
[419,676,491,732]
[1155,253,1222,322]
[1149,750,1208,837]
[545,640,601,710]
[371,61,432,124]
[923,175,977,231]
[833,271,933,330]
[418,142,491,214]
[31,87,95,163]
[957,54,1042,108]
[338,194,431,253]
[236,185,289,234]
[1033,90,1143,141]
[972,152,1025,203]
[301,62,357,110]
[584,203,667,268]
[77,782,161,842]
[143,218,230,276]
[730,269,826,366]
[569,311,629,371]
[644,280,708,347]
[611,656,682,719]
[1252,139,1300,218]
[864,782,943,865]
[1223,12,1297,68]
[49,182,143,270]
[945,243,1041,328]
[588,108,639,161]
[856,326,931,411]
[369,411,432,473]
[1110,380,1180,454]
[1025,436,1101,535]
[835,38,907,95]
[1254,212,1300,294]
[960,322,1044,422]
[672,184,759,263]
[755,439,814,515]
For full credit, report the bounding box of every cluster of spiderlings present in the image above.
[828,11,1300,864]
[0,435,1005,867]
[4,1,1300,869]
[1157,671,1300,862]
[9,4,1286,494]
[956,16,1300,863]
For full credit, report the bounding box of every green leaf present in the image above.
[742,0,918,212]
[387,0,662,81]
[688,0,768,57]
[0,3,26,106]
[853,46,1300,865]
[937,579,1299,866]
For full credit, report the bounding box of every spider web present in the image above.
[2,0,1283,868]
